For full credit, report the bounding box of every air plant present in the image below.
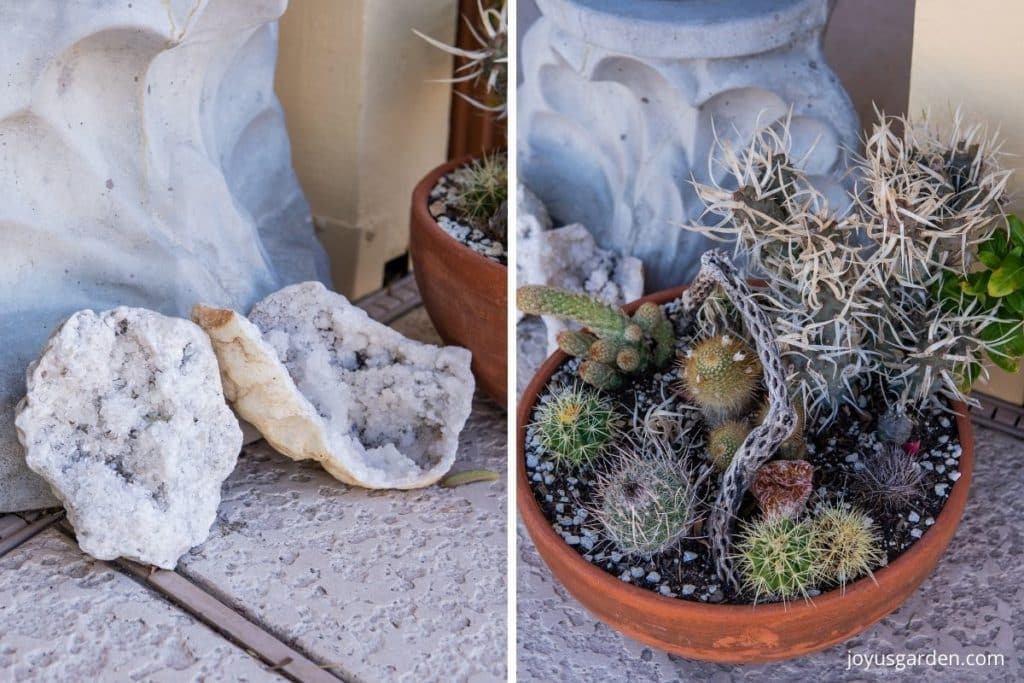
[686,109,1017,420]
[414,0,508,117]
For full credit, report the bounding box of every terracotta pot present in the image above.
[410,155,507,407]
[517,285,975,663]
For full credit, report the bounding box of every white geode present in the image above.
[0,0,330,512]
[193,282,475,489]
[15,308,242,569]
[518,181,644,355]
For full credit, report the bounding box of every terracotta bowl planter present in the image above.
[410,155,507,407]
[517,285,975,663]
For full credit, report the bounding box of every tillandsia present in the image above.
[517,286,675,390]
[686,109,1018,420]
[414,0,508,117]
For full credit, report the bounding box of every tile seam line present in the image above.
[51,521,350,683]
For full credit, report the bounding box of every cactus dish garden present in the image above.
[516,112,1016,659]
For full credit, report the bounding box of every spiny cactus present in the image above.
[852,445,924,511]
[707,421,751,471]
[736,515,820,603]
[517,286,674,390]
[451,152,508,239]
[534,384,622,468]
[755,399,806,459]
[679,334,762,420]
[811,504,884,589]
[594,444,699,556]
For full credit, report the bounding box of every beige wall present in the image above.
[910,0,1024,403]
[276,0,457,298]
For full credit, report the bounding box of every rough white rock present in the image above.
[517,190,644,354]
[0,0,330,512]
[194,282,475,489]
[14,308,242,569]
[519,0,858,290]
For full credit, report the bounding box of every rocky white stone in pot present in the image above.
[518,0,858,290]
[0,0,330,511]
[15,308,242,569]
[518,181,644,355]
[193,282,475,489]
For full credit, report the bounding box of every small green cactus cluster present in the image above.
[679,335,762,421]
[534,384,622,468]
[594,447,699,556]
[707,421,751,471]
[755,400,807,460]
[517,286,675,390]
[451,152,508,240]
[736,503,883,602]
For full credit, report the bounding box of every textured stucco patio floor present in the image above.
[0,291,507,683]
[517,318,1024,683]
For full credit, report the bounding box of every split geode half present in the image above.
[14,308,242,569]
[192,281,475,489]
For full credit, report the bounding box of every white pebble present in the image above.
[646,572,661,583]
[910,528,923,538]
[683,551,697,563]
[939,417,951,428]
[935,483,948,496]
[925,517,935,526]
[948,471,961,482]
[938,435,949,444]
[908,511,920,523]
[630,566,644,578]
[921,461,934,471]
[681,584,696,595]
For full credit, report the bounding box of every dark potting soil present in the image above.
[428,171,507,266]
[523,302,963,606]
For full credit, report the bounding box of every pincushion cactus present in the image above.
[707,421,751,471]
[517,286,674,390]
[594,446,700,556]
[534,385,622,467]
[852,445,924,511]
[679,335,762,420]
[736,515,820,602]
[812,504,884,589]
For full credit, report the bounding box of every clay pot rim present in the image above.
[517,283,975,618]
[410,153,508,277]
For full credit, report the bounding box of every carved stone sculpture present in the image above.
[518,0,858,291]
[0,0,330,511]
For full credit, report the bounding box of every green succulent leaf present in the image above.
[1006,292,1024,318]
[988,248,1024,297]
[977,243,1004,269]
[982,320,1024,372]
[990,226,1010,260]
[1009,214,1024,249]
[956,360,983,392]
[963,270,991,297]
